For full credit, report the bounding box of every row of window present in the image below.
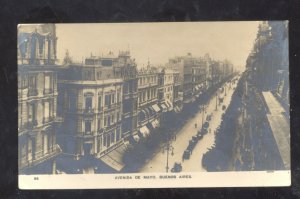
[138,75,157,86]
[138,88,157,103]
[164,86,173,93]
[84,112,121,133]
[18,74,54,91]
[18,100,54,127]
[68,91,122,111]
[97,128,121,151]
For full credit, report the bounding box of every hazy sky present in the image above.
[56,22,259,70]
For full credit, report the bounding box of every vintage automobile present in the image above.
[192,135,198,142]
[182,150,191,160]
[171,162,182,173]
[197,133,203,140]
[187,139,196,151]
[203,121,209,129]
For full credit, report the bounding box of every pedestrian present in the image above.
[195,123,197,129]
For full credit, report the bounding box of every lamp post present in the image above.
[162,133,175,173]
[215,92,218,111]
[200,104,206,127]
[163,143,174,173]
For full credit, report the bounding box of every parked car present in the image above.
[183,150,191,160]
[197,133,203,140]
[171,162,182,173]
[201,128,208,135]
[192,135,198,142]
[188,140,196,151]
[203,121,209,129]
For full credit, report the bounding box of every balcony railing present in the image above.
[26,120,38,129]
[103,102,121,111]
[77,131,95,138]
[19,144,62,170]
[27,89,38,97]
[42,116,54,124]
[77,108,95,114]
[43,88,53,95]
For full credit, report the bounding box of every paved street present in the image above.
[140,77,239,173]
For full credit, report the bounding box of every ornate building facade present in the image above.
[18,24,61,174]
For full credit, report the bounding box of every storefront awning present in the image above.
[174,106,180,113]
[99,144,127,172]
[154,119,160,127]
[166,100,173,109]
[160,103,168,112]
[151,120,159,129]
[139,126,150,137]
[133,134,140,142]
[140,109,148,118]
[152,104,161,112]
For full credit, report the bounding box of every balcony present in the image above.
[77,108,95,115]
[27,89,38,97]
[19,144,62,170]
[26,120,38,130]
[104,102,121,111]
[77,131,95,138]
[42,116,54,124]
[43,88,53,95]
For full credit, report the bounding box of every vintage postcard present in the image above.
[18,21,290,189]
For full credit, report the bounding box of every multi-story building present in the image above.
[173,70,183,113]
[192,58,207,98]
[167,53,194,104]
[57,63,125,173]
[137,65,161,139]
[158,68,174,112]
[85,51,139,139]
[18,24,61,174]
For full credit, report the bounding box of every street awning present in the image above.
[151,120,159,129]
[154,119,160,127]
[147,107,155,116]
[152,104,161,112]
[139,126,150,137]
[174,106,180,113]
[133,134,140,142]
[160,103,168,112]
[166,100,173,109]
[140,109,148,118]
[99,144,127,172]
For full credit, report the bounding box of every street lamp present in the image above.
[200,104,206,127]
[215,92,218,111]
[162,133,175,173]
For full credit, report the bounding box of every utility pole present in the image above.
[215,92,218,111]
[162,132,174,173]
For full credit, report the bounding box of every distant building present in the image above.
[167,53,194,104]
[18,24,61,174]
[192,58,207,98]
[158,68,174,111]
[137,64,161,139]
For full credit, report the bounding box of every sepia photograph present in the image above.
[17,21,290,189]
